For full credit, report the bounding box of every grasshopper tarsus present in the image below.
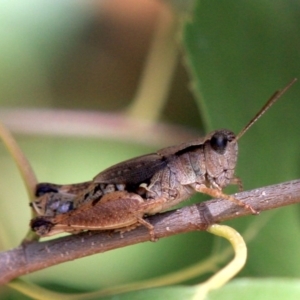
[134,217,157,242]
[245,204,259,215]
[196,185,258,215]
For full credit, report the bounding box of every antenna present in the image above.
[235,78,297,141]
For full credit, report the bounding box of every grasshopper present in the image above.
[30,79,296,239]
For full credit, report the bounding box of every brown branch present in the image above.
[1,179,300,285]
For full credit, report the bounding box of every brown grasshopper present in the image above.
[30,79,296,239]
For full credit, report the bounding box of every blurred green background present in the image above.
[1,0,300,299]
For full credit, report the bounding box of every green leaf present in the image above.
[183,0,300,280]
[2,0,300,298]
[100,286,197,300]
[209,278,300,300]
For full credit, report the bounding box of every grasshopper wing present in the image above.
[157,136,208,156]
[94,136,209,185]
[94,153,167,185]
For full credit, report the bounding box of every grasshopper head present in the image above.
[204,129,238,189]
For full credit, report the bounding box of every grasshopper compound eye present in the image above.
[210,130,235,154]
[210,132,228,154]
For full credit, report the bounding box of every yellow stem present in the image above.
[0,121,39,242]
[0,121,37,202]
[192,224,247,299]
[127,5,179,122]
